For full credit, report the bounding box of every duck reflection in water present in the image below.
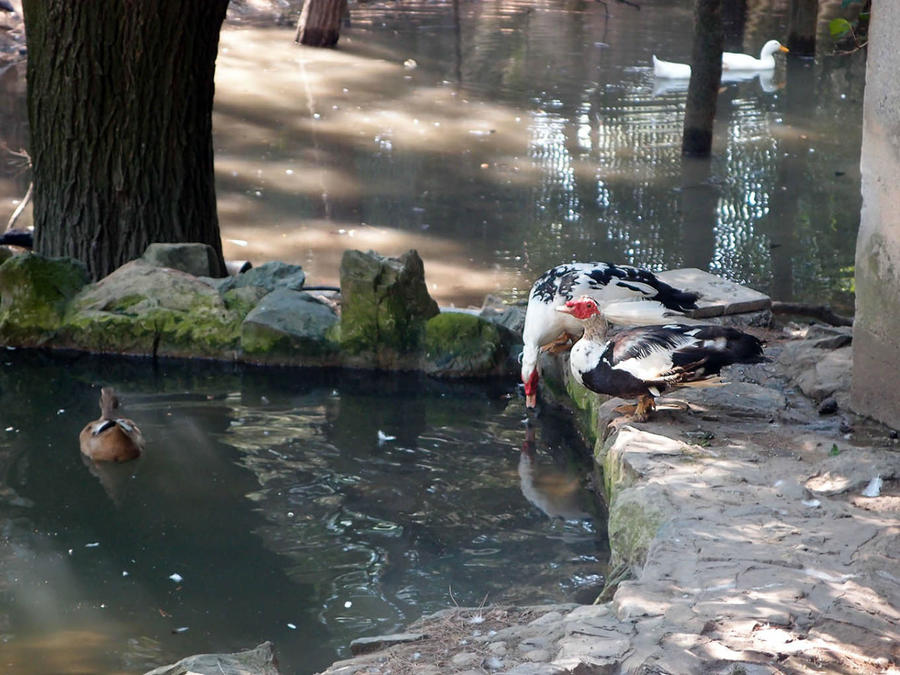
[519,424,592,522]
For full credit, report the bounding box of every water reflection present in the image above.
[213,0,863,312]
[0,0,863,313]
[0,351,602,673]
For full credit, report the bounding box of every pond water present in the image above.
[0,351,602,674]
[0,0,865,313]
[212,0,865,312]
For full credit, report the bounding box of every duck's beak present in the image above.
[555,304,573,314]
[779,45,789,53]
[526,392,537,408]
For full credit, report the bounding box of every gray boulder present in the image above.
[144,641,279,675]
[211,261,307,295]
[141,242,222,278]
[241,289,339,363]
[479,294,526,338]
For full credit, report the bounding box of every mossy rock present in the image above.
[0,253,90,345]
[423,311,507,376]
[223,286,270,320]
[339,249,439,365]
[62,260,241,357]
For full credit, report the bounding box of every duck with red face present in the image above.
[556,296,766,421]
[520,262,699,409]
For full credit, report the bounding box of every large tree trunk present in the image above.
[295,0,348,48]
[21,1,229,280]
[682,0,723,157]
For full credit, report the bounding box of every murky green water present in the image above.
[0,351,601,673]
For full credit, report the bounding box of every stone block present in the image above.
[656,267,771,318]
[141,242,221,278]
[241,289,339,362]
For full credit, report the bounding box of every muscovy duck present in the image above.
[79,388,144,462]
[521,262,699,408]
[653,40,788,78]
[557,296,766,421]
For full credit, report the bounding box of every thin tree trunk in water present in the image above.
[21,1,229,280]
[721,0,747,52]
[682,0,723,157]
[295,0,348,48]
[787,0,817,56]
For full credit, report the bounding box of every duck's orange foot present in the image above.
[540,331,577,354]
[613,403,638,416]
[632,395,657,422]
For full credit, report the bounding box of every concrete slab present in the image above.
[657,267,771,318]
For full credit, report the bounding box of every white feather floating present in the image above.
[861,475,883,498]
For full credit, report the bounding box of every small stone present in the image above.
[487,641,507,656]
[817,398,838,415]
[523,648,551,662]
[839,420,854,434]
[483,655,505,670]
[450,651,478,667]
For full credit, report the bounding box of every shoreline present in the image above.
[315,324,899,674]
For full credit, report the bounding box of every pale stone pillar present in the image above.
[852,0,900,429]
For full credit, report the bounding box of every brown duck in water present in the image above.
[79,388,144,462]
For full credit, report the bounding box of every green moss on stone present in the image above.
[423,312,504,376]
[0,253,90,345]
[339,250,439,361]
[607,487,667,570]
[223,286,269,319]
[106,293,148,313]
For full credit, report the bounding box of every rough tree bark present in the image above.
[787,0,817,56]
[682,0,723,157]
[21,1,229,280]
[295,0,348,48]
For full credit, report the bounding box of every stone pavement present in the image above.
[318,326,900,674]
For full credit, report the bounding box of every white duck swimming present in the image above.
[653,40,788,78]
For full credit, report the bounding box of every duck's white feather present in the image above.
[653,40,786,79]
